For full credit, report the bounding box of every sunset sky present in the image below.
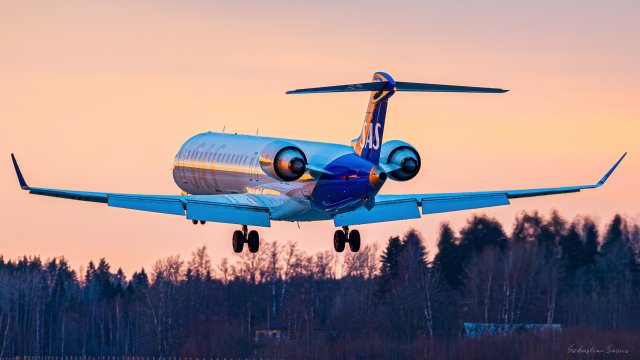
[1,1,638,275]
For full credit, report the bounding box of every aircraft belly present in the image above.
[275,207,333,222]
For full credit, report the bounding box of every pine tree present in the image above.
[561,223,583,270]
[580,217,599,266]
[459,214,508,255]
[378,236,402,296]
[433,223,465,289]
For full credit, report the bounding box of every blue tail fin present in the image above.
[351,72,396,163]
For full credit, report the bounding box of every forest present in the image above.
[1,211,639,359]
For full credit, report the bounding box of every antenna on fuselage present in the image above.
[256,128,259,136]
[222,125,226,133]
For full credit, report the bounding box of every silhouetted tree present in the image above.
[433,223,465,289]
[459,215,508,255]
[0,212,638,357]
[378,236,402,296]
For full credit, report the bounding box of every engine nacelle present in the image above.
[380,140,421,181]
[259,141,307,181]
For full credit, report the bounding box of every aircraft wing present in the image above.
[11,154,274,227]
[334,153,626,226]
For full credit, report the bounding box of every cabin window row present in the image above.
[185,149,255,167]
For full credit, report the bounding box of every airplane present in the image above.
[11,72,626,254]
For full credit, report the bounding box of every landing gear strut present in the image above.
[333,226,361,253]
[232,225,260,253]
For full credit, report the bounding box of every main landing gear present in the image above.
[333,226,361,253]
[232,225,260,253]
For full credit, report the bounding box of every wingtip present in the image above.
[10,153,29,189]
[596,152,627,186]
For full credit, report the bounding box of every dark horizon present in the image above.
[1,211,638,358]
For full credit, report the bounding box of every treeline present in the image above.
[0,211,639,358]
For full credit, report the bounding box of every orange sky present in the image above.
[1,1,638,275]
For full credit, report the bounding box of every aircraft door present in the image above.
[249,152,259,182]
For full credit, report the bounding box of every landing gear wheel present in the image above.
[232,230,245,253]
[333,230,346,252]
[348,229,361,252]
[247,230,260,253]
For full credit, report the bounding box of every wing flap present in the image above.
[186,200,271,227]
[108,194,185,216]
[422,193,509,214]
[334,199,420,226]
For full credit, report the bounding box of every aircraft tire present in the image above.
[333,230,346,252]
[232,230,245,253]
[348,230,361,252]
[248,230,260,253]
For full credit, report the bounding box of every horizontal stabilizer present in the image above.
[395,82,508,93]
[286,82,383,94]
[287,81,507,94]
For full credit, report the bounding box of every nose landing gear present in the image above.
[333,226,361,253]
[232,225,260,253]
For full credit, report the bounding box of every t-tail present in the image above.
[286,72,508,164]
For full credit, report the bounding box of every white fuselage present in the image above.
[172,132,360,221]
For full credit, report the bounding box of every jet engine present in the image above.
[379,140,421,181]
[260,141,307,181]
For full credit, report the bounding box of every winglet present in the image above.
[596,152,627,187]
[11,153,30,190]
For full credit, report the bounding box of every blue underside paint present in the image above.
[310,153,379,212]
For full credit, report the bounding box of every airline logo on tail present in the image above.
[358,122,382,150]
[352,72,396,163]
